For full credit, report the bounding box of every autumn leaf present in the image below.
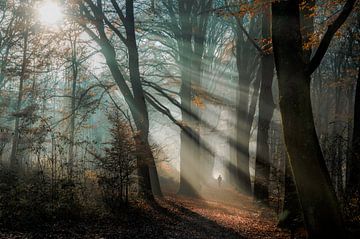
[192,95,205,109]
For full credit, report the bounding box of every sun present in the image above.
[37,1,64,27]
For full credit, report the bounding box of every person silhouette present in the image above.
[217,174,222,188]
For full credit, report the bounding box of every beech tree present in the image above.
[253,2,275,203]
[159,0,213,196]
[271,0,357,237]
[76,0,162,198]
[221,0,261,194]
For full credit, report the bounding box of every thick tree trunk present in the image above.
[128,54,163,198]
[82,0,163,199]
[279,155,303,231]
[177,46,201,196]
[135,135,159,200]
[178,128,200,196]
[231,15,259,195]
[176,14,200,195]
[126,1,162,197]
[177,0,212,196]
[227,105,237,186]
[199,133,215,186]
[272,1,346,237]
[254,5,275,203]
[234,71,252,194]
[101,40,161,199]
[232,25,254,194]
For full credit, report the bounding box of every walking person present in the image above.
[217,174,222,188]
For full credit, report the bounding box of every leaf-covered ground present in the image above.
[0,185,299,239]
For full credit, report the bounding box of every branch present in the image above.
[144,92,214,156]
[235,18,264,55]
[306,0,357,75]
[110,0,126,23]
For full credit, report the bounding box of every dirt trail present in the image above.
[157,184,291,239]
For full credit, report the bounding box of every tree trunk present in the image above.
[135,135,157,199]
[82,0,163,199]
[254,4,275,203]
[101,39,161,199]
[227,105,237,186]
[272,1,345,237]
[126,0,163,197]
[68,37,78,179]
[177,45,201,196]
[346,64,360,214]
[177,0,212,196]
[234,73,252,194]
[178,129,200,196]
[279,155,303,231]
[232,28,253,195]
[231,15,259,195]
[10,30,28,170]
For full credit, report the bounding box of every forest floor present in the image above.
[0,183,303,239]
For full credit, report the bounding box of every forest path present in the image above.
[155,184,292,239]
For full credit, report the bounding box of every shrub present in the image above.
[0,165,81,230]
[96,110,137,212]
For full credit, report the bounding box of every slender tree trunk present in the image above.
[332,85,345,201]
[346,64,360,214]
[254,4,275,203]
[272,1,345,237]
[10,30,28,170]
[0,44,11,90]
[68,38,78,179]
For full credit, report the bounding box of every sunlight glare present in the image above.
[37,1,64,27]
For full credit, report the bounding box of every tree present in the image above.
[271,0,356,237]
[161,0,213,196]
[0,1,18,90]
[98,110,137,209]
[253,2,275,203]
[76,0,162,199]
[66,29,79,179]
[345,9,360,220]
[223,0,261,194]
[8,2,32,170]
[347,62,360,217]
[9,28,28,170]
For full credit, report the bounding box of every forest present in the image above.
[0,0,359,238]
